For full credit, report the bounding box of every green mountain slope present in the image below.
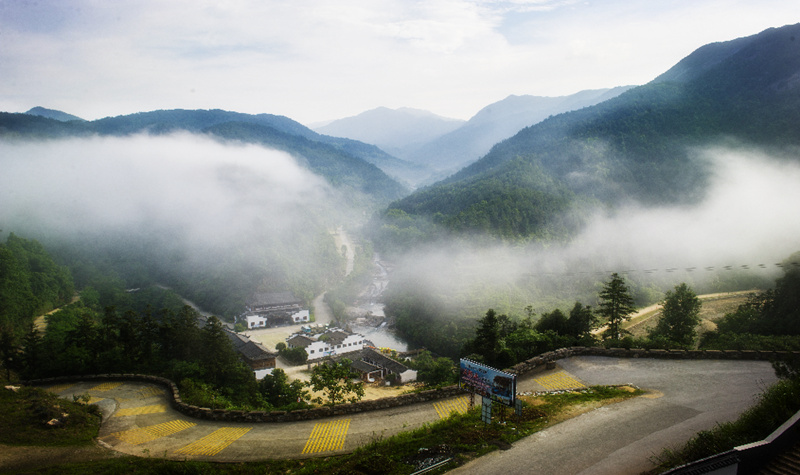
[376,23,800,246]
[0,108,409,205]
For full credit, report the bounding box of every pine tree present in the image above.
[650,283,701,346]
[597,273,636,341]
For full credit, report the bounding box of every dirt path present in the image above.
[625,290,755,337]
[593,290,756,337]
[32,295,80,333]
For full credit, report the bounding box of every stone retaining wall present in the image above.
[25,346,798,423]
[24,373,462,423]
[506,346,800,377]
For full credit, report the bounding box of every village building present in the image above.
[225,330,277,379]
[243,291,310,328]
[286,328,366,360]
[346,348,417,384]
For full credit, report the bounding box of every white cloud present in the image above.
[1,0,799,123]
[0,134,336,250]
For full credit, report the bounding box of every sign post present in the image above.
[459,359,517,424]
[481,396,492,424]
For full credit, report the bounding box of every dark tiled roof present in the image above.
[351,360,382,374]
[225,331,250,349]
[361,348,408,374]
[248,291,302,307]
[324,330,350,345]
[287,334,315,348]
[239,341,277,361]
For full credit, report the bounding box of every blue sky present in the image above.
[1,0,799,125]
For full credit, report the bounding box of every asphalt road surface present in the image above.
[452,356,778,475]
[42,356,777,471]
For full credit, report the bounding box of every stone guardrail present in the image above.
[506,346,800,377]
[24,346,798,423]
[24,373,463,423]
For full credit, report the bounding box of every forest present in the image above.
[373,25,800,246]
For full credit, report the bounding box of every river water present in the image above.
[348,254,409,352]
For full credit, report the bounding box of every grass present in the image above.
[0,385,102,446]
[5,385,641,474]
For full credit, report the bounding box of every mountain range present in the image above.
[1,108,409,206]
[313,88,633,185]
[374,23,800,248]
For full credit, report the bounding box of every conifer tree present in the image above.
[597,273,636,341]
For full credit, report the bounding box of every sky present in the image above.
[2,0,799,125]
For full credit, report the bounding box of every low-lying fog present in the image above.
[1,135,798,314]
[0,134,339,246]
[389,144,800,311]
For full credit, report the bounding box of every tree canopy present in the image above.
[650,283,702,346]
[597,273,636,341]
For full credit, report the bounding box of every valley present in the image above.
[3,18,800,475]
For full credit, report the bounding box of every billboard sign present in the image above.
[459,359,516,407]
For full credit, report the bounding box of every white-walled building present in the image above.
[245,314,268,329]
[291,309,310,324]
[286,329,366,360]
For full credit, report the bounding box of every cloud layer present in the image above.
[390,145,800,310]
[0,134,337,252]
[2,0,800,123]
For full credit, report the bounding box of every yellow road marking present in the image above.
[90,382,124,392]
[87,396,104,404]
[534,371,586,390]
[114,404,167,417]
[433,396,470,419]
[174,427,252,456]
[111,419,196,445]
[302,419,350,454]
[138,386,165,398]
[46,383,75,393]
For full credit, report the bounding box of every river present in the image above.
[345,252,409,352]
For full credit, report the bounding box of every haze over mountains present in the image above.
[378,23,800,245]
[314,87,633,184]
[2,23,800,324]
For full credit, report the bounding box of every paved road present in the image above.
[44,356,777,468]
[46,380,465,462]
[453,356,778,475]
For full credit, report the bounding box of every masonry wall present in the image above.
[25,346,799,423]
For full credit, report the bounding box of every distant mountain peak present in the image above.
[313,107,466,156]
[25,106,84,122]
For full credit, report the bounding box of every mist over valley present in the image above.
[3,23,800,361]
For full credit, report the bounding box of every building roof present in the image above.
[323,330,351,345]
[351,359,382,374]
[248,291,302,307]
[239,341,277,361]
[224,329,250,348]
[361,348,409,374]
[287,334,315,348]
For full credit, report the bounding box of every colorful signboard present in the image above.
[459,359,516,407]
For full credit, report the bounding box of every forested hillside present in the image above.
[0,108,409,203]
[0,234,74,334]
[375,24,800,248]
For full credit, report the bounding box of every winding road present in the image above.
[42,356,777,473]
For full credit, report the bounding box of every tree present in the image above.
[0,326,18,381]
[410,350,456,386]
[566,302,597,341]
[535,309,568,335]
[279,346,308,366]
[306,359,364,406]
[597,273,636,341]
[259,368,308,408]
[650,283,702,346]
